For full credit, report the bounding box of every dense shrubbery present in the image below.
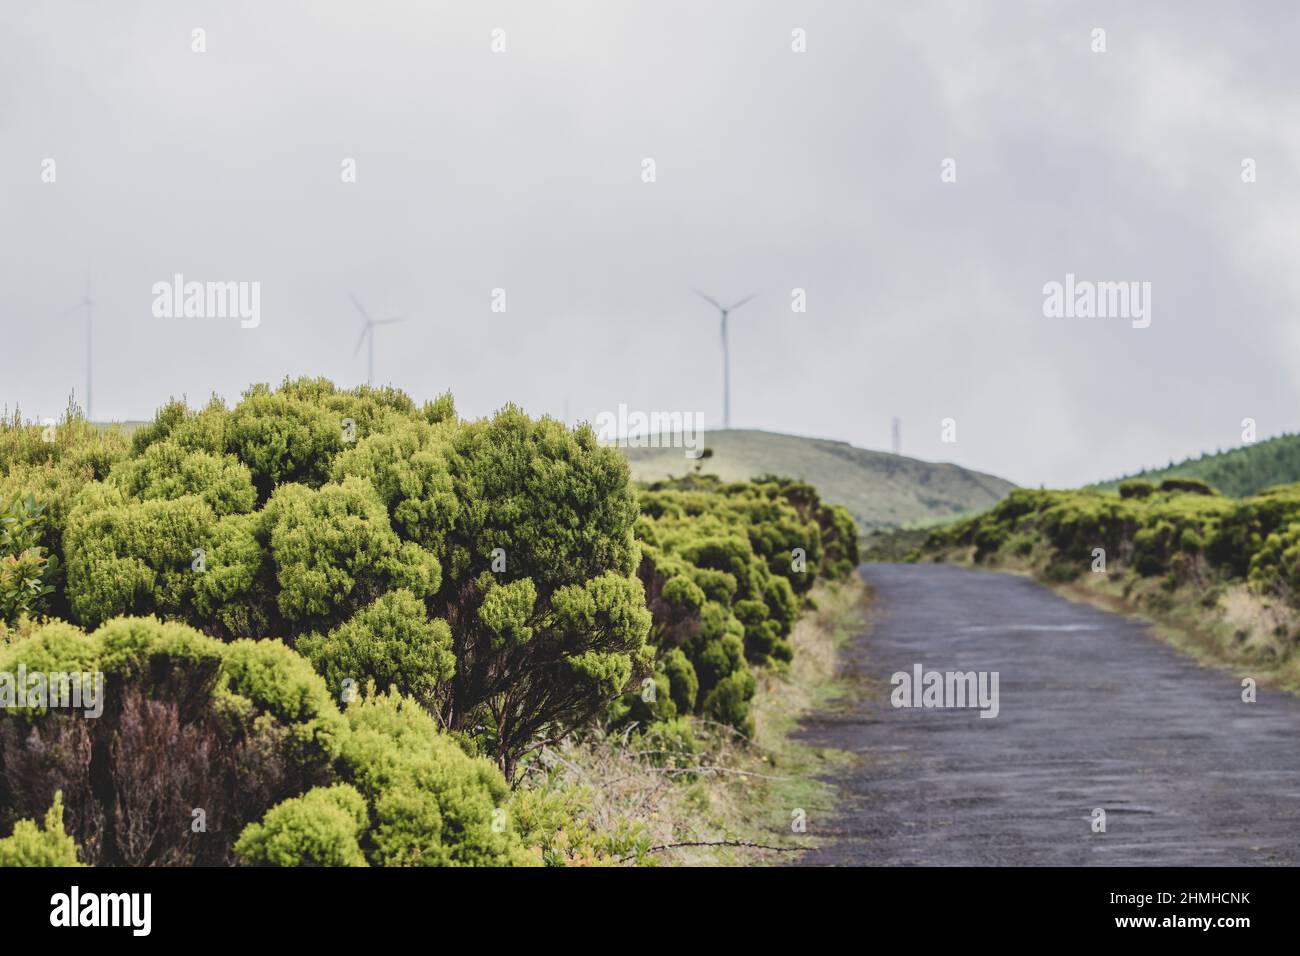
[0,616,522,866]
[12,381,651,780]
[627,473,857,735]
[0,409,127,625]
[1095,432,1300,499]
[0,616,344,865]
[919,480,1300,604]
[0,379,857,866]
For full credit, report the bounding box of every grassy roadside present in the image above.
[743,574,872,862]
[1055,573,1300,694]
[916,543,1300,698]
[516,577,871,865]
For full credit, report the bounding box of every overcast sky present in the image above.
[3,1,1298,488]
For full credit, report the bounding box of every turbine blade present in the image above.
[354,327,370,355]
[693,289,723,311]
[371,317,406,326]
[348,292,370,321]
[727,293,758,312]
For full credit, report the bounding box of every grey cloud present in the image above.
[2,0,1297,487]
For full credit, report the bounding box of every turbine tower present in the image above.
[694,290,757,430]
[62,273,93,420]
[349,293,406,386]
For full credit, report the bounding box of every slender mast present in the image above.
[721,311,730,430]
[694,290,754,434]
[85,274,93,420]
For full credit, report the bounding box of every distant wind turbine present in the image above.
[61,272,94,420]
[694,289,757,430]
[349,293,406,386]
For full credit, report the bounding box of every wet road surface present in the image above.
[796,563,1300,865]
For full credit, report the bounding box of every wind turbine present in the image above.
[694,289,757,430]
[61,273,93,420]
[348,293,406,386]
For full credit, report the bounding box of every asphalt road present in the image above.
[795,563,1300,865]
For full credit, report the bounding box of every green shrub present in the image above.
[6,380,853,791]
[661,648,699,714]
[225,389,345,497]
[0,495,60,626]
[610,670,677,725]
[129,398,191,455]
[817,502,861,579]
[277,379,436,451]
[0,616,343,865]
[145,395,231,457]
[1246,522,1300,595]
[234,784,369,867]
[0,407,127,482]
[109,440,257,516]
[1040,493,1138,558]
[1119,480,1156,500]
[631,716,702,768]
[1179,527,1204,555]
[63,486,217,627]
[189,511,272,637]
[331,419,458,552]
[265,478,417,624]
[508,773,649,866]
[700,669,757,737]
[1159,477,1217,496]
[692,632,747,693]
[337,691,530,866]
[0,792,82,866]
[297,589,454,708]
[1207,485,1300,576]
[661,575,705,614]
[442,407,640,591]
[216,636,348,773]
[972,524,1009,562]
[630,472,854,728]
[0,460,96,596]
[0,614,542,867]
[917,479,1300,607]
[1132,527,1165,576]
[429,408,652,776]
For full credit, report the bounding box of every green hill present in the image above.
[1092,433,1300,497]
[620,429,1016,533]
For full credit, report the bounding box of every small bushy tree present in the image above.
[429,409,651,777]
[0,792,83,866]
[234,784,369,867]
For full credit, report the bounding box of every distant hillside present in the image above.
[621,429,1016,533]
[1092,433,1300,497]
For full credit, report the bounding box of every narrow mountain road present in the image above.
[795,563,1300,865]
